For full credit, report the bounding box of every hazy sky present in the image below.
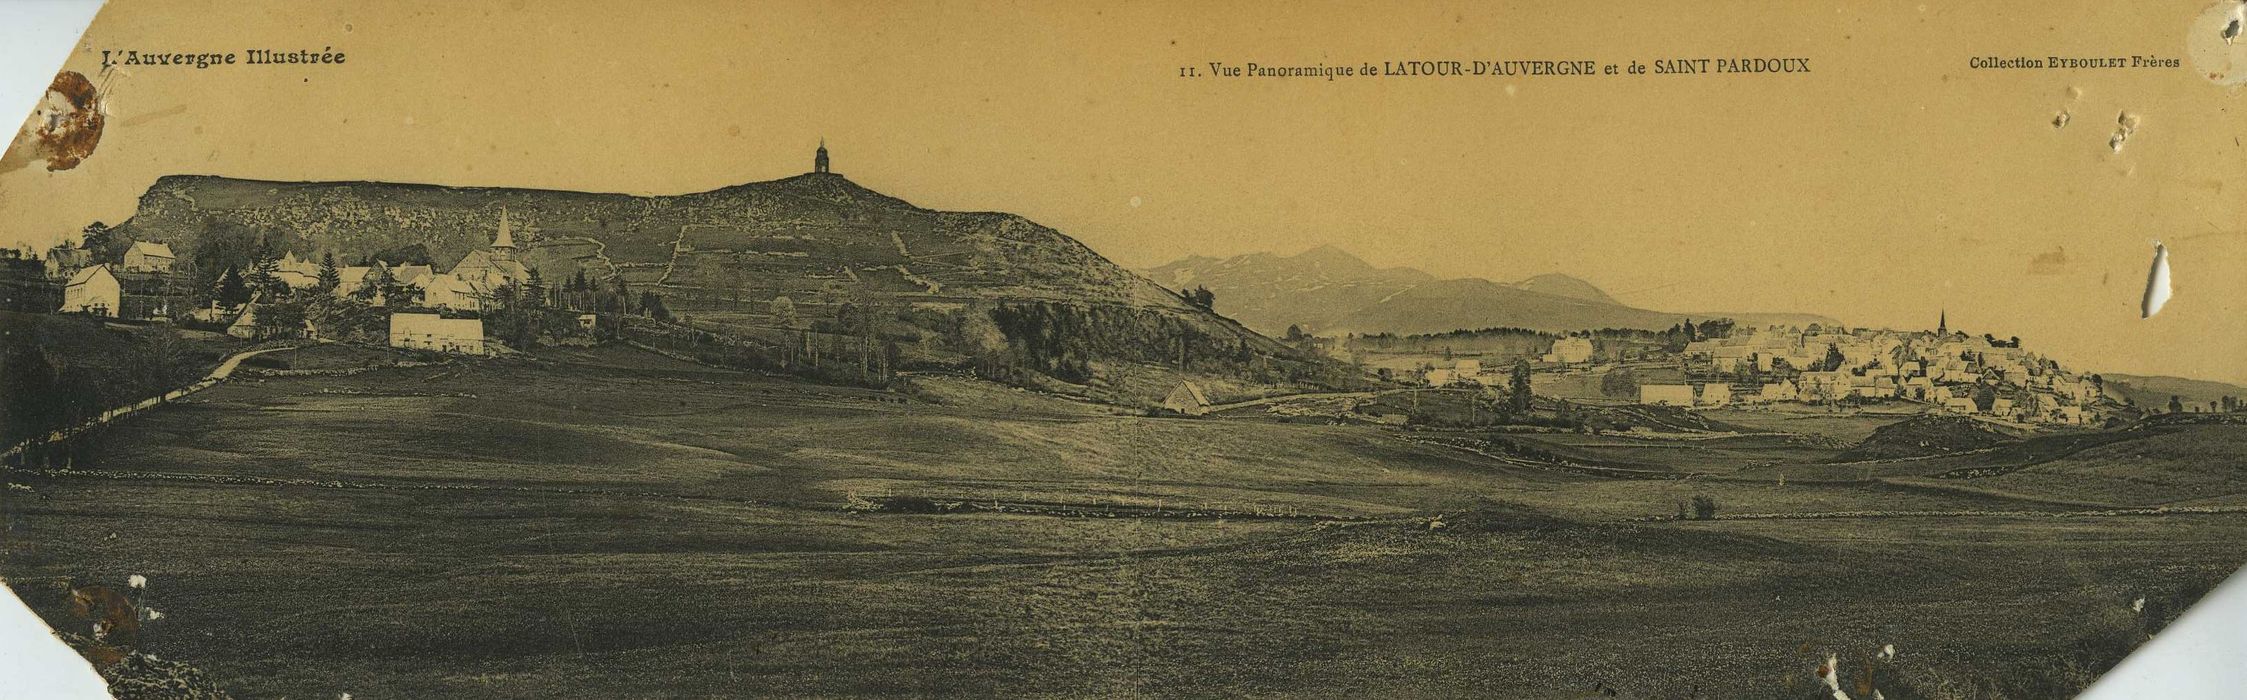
[2,0,2242,383]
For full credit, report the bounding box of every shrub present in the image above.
[1690,495,1718,520]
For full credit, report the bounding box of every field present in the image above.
[4,344,2244,697]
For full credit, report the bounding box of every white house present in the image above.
[1163,381,1212,416]
[1757,381,1800,403]
[1545,337,1594,364]
[274,252,323,289]
[1639,384,1696,406]
[389,313,489,355]
[335,265,378,296]
[415,273,488,311]
[121,241,176,273]
[59,264,120,316]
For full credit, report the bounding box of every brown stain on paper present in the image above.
[30,71,106,171]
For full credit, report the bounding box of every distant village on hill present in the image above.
[1345,317,2135,427]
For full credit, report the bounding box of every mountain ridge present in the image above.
[1144,245,1838,337]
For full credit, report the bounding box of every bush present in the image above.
[1690,495,1718,520]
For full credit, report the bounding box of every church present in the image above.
[450,207,532,289]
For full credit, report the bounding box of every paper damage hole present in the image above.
[2108,112,2140,154]
[2141,242,2171,318]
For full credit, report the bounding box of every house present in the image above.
[121,241,176,273]
[1544,336,1594,364]
[44,244,89,280]
[1758,381,1800,402]
[1696,383,1733,406]
[1797,371,1851,402]
[273,252,324,289]
[389,264,433,286]
[1639,384,1696,406]
[59,264,120,316]
[1163,381,1211,416]
[576,313,598,331]
[335,265,378,296]
[452,249,529,289]
[416,273,488,311]
[389,313,489,355]
[226,302,263,339]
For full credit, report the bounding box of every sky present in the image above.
[1,0,2243,383]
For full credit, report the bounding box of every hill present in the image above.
[1143,246,1837,337]
[101,172,1354,404]
[1829,414,2025,462]
[2101,373,2247,412]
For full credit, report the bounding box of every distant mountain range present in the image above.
[1144,245,1839,337]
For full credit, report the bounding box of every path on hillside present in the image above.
[1206,389,1388,413]
[1,344,302,463]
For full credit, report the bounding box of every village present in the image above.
[0,211,2160,432]
[1395,314,2127,428]
[15,209,609,358]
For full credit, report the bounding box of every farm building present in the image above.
[1164,381,1211,416]
[122,241,176,273]
[389,313,489,355]
[59,264,120,316]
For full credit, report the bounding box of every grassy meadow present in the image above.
[4,344,2243,698]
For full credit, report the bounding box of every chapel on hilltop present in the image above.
[814,140,831,174]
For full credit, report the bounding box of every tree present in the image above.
[2169,395,2185,414]
[1284,324,1307,344]
[316,252,341,292]
[213,268,251,307]
[251,301,306,340]
[1690,495,1718,520]
[1599,367,1639,399]
[1187,286,1215,310]
[1820,343,1847,372]
[80,221,111,252]
[1507,359,1534,413]
[245,256,283,298]
[770,295,798,329]
[640,291,670,320]
[525,268,546,306]
[1732,357,1762,383]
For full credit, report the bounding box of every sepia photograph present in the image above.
[2,0,2245,697]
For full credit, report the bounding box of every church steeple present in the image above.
[1937,309,1947,335]
[492,207,515,260]
[814,139,830,174]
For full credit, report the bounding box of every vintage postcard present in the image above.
[2,0,2245,697]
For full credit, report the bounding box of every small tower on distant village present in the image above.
[1937,309,1947,335]
[814,139,831,174]
[492,207,516,261]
